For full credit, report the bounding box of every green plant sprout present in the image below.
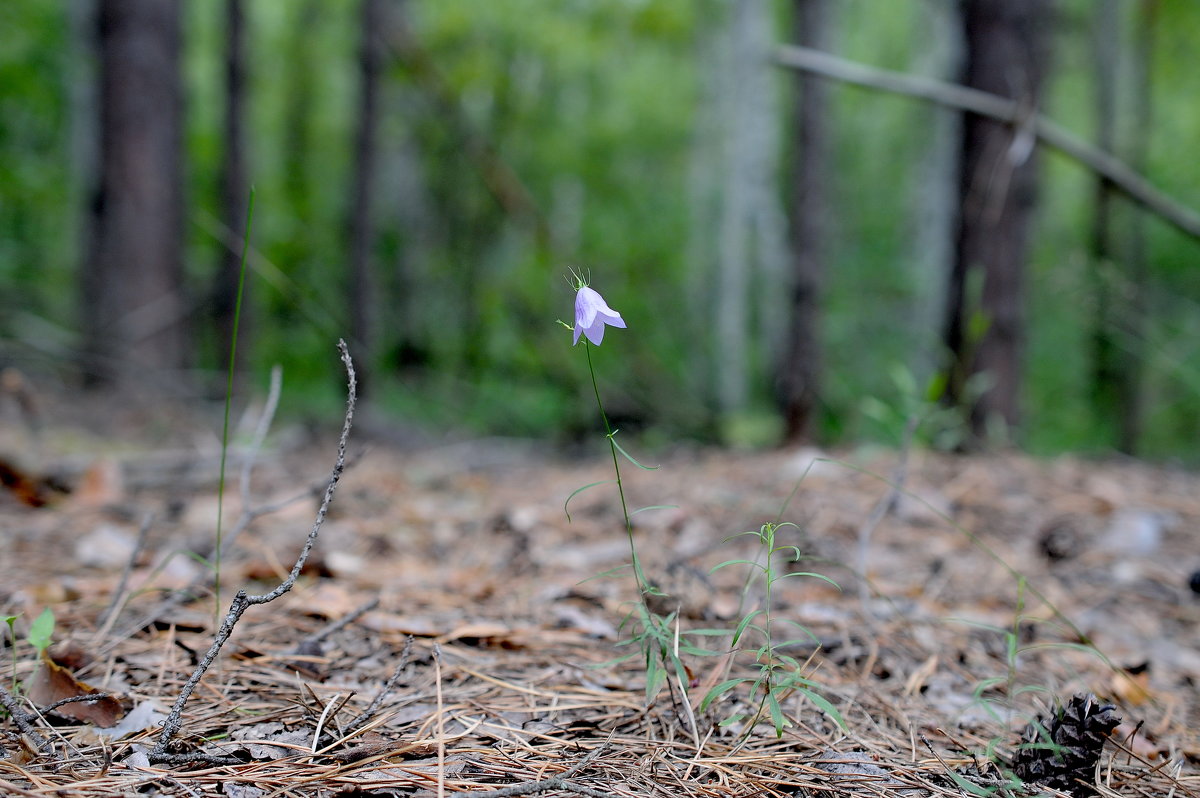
[859,360,993,451]
[3,615,16,694]
[701,522,845,738]
[213,187,256,622]
[0,608,55,706]
[26,607,54,657]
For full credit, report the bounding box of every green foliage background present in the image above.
[0,0,1197,459]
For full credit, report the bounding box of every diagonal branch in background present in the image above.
[150,340,357,763]
[774,44,1200,243]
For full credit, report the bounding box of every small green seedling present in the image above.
[3,614,17,693]
[703,522,845,738]
[26,607,55,656]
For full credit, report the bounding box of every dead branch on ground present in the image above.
[0,684,56,761]
[149,340,357,763]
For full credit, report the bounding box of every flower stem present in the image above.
[584,341,648,596]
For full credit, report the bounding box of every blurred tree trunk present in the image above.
[69,0,98,280]
[705,0,786,429]
[82,0,188,389]
[214,0,249,385]
[1115,0,1155,454]
[909,2,962,378]
[942,0,1050,444]
[1088,0,1123,449]
[778,0,831,445]
[347,0,387,397]
[1090,0,1153,455]
[714,0,753,419]
[282,0,320,252]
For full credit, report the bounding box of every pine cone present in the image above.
[1011,693,1120,796]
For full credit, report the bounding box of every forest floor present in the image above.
[1,392,1199,797]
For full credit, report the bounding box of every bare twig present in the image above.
[343,634,413,736]
[468,743,610,797]
[774,44,1200,243]
[291,596,380,656]
[145,749,244,767]
[0,684,56,760]
[150,340,356,761]
[39,693,117,714]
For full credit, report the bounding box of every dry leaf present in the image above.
[47,639,91,671]
[71,457,124,507]
[26,651,124,726]
[1110,665,1153,707]
[0,457,50,507]
[438,622,515,644]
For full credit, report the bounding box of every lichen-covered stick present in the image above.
[151,340,356,762]
[0,684,57,760]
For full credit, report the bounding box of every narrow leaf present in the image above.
[732,610,765,645]
[767,692,788,737]
[608,435,659,470]
[577,564,631,584]
[710,558,764,574]
[700,678,751,711]
[944,769,993,797]
[778,571,842,590]
[799,688,847,731]
[564,480,615,522]
[629,504,679,517]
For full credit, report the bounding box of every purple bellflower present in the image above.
[573,285,626,346]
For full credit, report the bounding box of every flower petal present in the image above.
[599,310,626,328]
[571,284,624,346]
[574,286,603,330]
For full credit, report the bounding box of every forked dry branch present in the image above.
[150,340,356,764]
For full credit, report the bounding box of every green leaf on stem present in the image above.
[563,480,615,522]
[798,687,847,731]
[607,434,659,470]
[731,610,765,646]
[628,504,678,516]
[701,678,751,711]
[26,608,54,655]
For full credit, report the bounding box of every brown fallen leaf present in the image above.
[71,457,124,508]
[0,457,50,507]
[437,622,518,645]
[1110,663,1154,707]
[26,651,124,727]
[47,639,92,672]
